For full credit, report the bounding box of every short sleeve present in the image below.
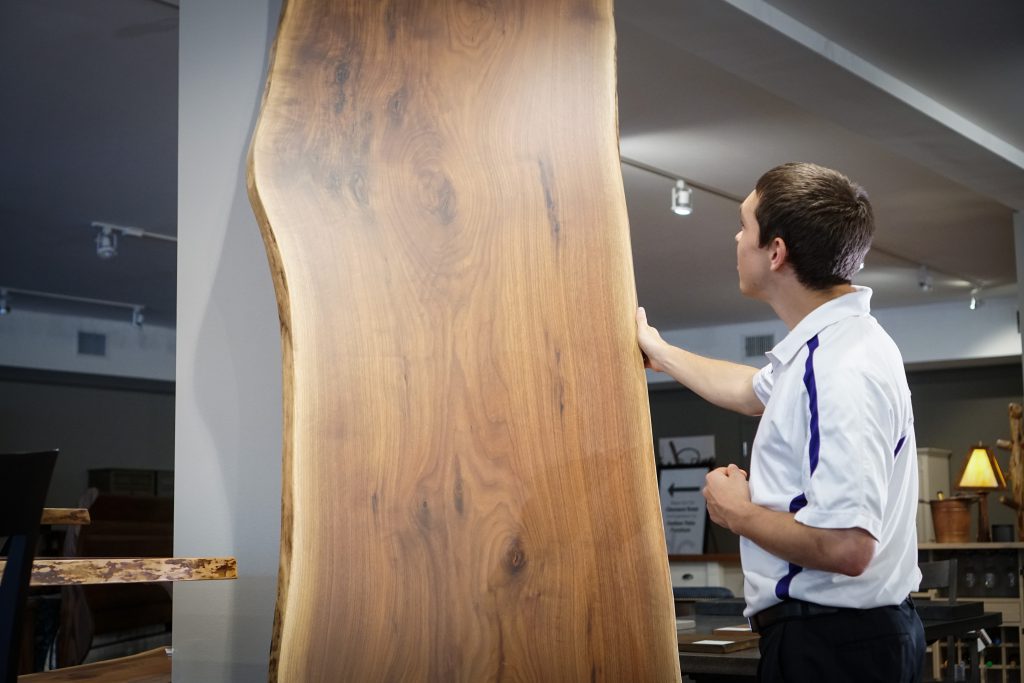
[792,367,894,540]
[752,364,773,407]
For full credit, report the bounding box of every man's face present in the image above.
[735,191,770,299]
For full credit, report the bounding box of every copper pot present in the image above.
[929,497,975,543]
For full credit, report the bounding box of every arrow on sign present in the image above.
[668,484,701,497]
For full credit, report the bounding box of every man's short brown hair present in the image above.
[755,162,874,291]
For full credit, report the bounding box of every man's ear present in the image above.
[769,237,788,272]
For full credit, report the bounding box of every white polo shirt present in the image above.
[742,287,921,617]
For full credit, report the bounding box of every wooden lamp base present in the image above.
[978,491,992,543]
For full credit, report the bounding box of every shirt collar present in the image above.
[766,286,873,367]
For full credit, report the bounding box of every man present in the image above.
[637,162,925,682]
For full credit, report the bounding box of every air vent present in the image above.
[744,334,774,358]
[77,331,107,356]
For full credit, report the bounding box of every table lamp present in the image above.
[956,442,1006,542]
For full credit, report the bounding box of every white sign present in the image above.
[659,467,708,554]
[659,435,716,467]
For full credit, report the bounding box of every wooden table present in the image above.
[18,647,169,682]
[680,612,1003,682]
[12,507,236,679]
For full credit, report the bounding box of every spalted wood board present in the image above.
[19,557,237,586]
[677,634,760,654]
[248,0,679,680]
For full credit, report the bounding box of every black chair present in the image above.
[0,450,58,682]
[919,559,958,603]
[919,559,977,683]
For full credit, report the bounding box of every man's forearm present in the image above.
[653,345,763,416]
[729,503,875,577]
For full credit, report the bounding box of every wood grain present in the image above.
[18,647,169,682]
[17,557,237,586]
[40,508,90,526]
[248,1,679,680]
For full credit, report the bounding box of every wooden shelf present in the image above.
[40,508,90,526]
[1,557,238,586]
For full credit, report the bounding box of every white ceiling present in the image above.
[1,0,1022,332]
[618,0,1023,328]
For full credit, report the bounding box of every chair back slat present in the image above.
[918,558,958,604]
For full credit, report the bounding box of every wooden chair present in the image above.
[0,451,58,683]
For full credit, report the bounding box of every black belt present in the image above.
[749,597,913,633]
[749,599,841,632]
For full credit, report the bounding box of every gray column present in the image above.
[173,1,283,680]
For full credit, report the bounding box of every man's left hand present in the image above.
[703,463,751,533]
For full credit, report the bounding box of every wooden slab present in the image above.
[678,633,761,654]
[247,0,679,680]
[18,647,170,682]
[17,557,237,586]
[40,508,90,525]
[713,624,755,637]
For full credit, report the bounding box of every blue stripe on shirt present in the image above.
[802,335,821,475]
[772,336,821,601]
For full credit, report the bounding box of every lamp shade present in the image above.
[957,444,1006,490]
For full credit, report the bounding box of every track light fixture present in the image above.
[95,225,118,259]
[917,265,934,293]
[90,221,177,259]
[619,157,734,217]
[970,288,983,311]
[671,179,693,216]
[0,286,146,325]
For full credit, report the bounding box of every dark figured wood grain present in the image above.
[248,1,680,680]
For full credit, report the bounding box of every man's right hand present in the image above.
[634,307,764,417]
[636,307,667,373]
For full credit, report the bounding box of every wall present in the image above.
[0,309,175,381]
[173,1,283,680]
[649,383,759,553]
[0,367,174,507]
